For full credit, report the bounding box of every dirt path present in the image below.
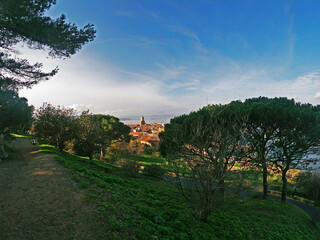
[0,139,97,240]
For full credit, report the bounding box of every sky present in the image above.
[19,0,320,120]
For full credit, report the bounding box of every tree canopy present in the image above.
[0,89,33,134]
[34,103,76,151]
[0,0,96,90]
[228,97,320,202]
[74,112,130,160]
[267,98,320,201]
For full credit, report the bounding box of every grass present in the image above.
[10,133,33,139]
[109,151,171,169]
[114,151,304,196]
[39,144,320,240]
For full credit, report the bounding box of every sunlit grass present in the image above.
[10,133,33,139]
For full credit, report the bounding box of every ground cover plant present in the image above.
[39,143,320,240]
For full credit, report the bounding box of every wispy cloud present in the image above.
[284,1,296,66]
[165,25,199,41]
[164,24,208,53]
[18,40,320,120]
[167,79,199,91]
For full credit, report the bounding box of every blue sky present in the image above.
[20,0,320,119]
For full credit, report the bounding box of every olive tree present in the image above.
[34,103,76,152]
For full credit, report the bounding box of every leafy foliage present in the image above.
[0,90,33,134]
[34,103,76,151]
[268,99,320,201]
[296,172,320,205]
[234,97,320,202]
[143,164,167,178]
[73,111,130,160]
[240,97,280,199]
[118,158,141,177]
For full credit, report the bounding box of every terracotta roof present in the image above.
[136,135,156,142]
[130,132,143,136]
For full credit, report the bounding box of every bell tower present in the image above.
[140,115,146,126]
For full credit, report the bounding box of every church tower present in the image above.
[140,115,146,126]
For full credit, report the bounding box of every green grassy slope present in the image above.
[40,145,320,240]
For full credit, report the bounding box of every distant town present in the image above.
[126,116,165,147]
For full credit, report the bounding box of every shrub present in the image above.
[250,191,263,199]
[106,141,128,156]
[295,172,320,203]
[128,140,145,155]
[118,159,140,177]
[144,146,153,155]
[64,140,75,154]
[143,164,167,178]
[312,207,320,225]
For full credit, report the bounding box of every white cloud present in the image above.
[165,25,199,41]
[201,70,320,105]
[17,44,320,120]
[18,47,191,118]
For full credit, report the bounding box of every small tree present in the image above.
[73,112,130,160]
[34,103,76,152]
[90,114,130,160]
[73,111,99,160]
[160,104,246,221]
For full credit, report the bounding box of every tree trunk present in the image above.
[281,168,288,202]
[218,178,225,196]
[58,141,64,152]
[0,133,8,161]
[100,147,105,160]
[262,160,268,199]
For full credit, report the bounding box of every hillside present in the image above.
[41,143,320,239]
[0,137,319,239]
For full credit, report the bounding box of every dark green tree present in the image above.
[0,90,33,134]
[241,97,320,202]
[92,114,130,160]
[74,112,130,160]
[242,97,279,199]
[0,0,96,90]
[34,103,76,152]
[268,98,320,202]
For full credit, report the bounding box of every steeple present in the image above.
[140,115,146,126]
